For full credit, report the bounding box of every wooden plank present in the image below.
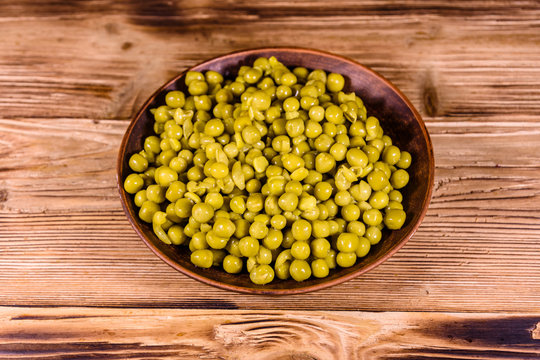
[0,3,539,120]
[0,307,539,359]
[1,0,540,311]
[0,116,539,310]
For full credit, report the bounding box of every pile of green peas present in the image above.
[123,56,411,285]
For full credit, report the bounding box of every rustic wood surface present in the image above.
[1,0,540,357]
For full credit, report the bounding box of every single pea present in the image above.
[284,181,303,197]
[382,145,401,165]
[327,73,345,93]
[246,193,264,212]
[334,190,352,207]
[329,143,348,161]
[189,232,207,252]
[347,221,366,237]
[239,236,260,257]
[129,153,148,172]
[174,198,194,218]
[389,190,403,203]
[244,68,263,84]
[311,258,330,278]
[230,196,246,214]
[289,259,312,281]
[396,151,412,169]
[367,169,389,191]
[369,191,390,209]
[315,152,336,173]
[363,208,383,226]
[314,134,334,152]
[242,125,262,144]
[204,119,225,137]
[167,225,187,245]
[346,148,368,168]
[191,202,214,223]
[355,237,371,257]
[384,209,407,230]
[146,184,166,203]
[206,230,229,249]
[290,241,310,260]
[124,174,144,194]
[325,249,337,269]
[191,249,213,268]
[325,105,344,124]
[391,169,410,189]
[223,255,243,274]
[311,238,331,258]
[336,233,360,252]
[138,201,160,223]
[271,214,287,230]
[314,182,333,201]
[263,229,283,250]
[291,219,312,241]
[285,118,305,138]
[336,252,357,268]
[365,226,382,245]
[341,204,361,221]
[155,166,178,187]
[165,181,186,203]
[165,90,186,108]
[311,220,330,238]
[278,192,299,212]
[249,221,269,239]
[213,218,236,239]
[134,190,147,208]
[188,80,209,96]
[309,105,326,122]
[250,264,275,285]
[234,219,250,239]
[208,162,229,179]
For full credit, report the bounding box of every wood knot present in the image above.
[0,189,7,203]
[423,75,439,117]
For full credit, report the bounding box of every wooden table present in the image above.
[2,1,540,358]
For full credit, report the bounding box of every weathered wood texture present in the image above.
[1,1,540,311]
[1,307,540,359]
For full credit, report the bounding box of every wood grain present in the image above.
[1,0,540,312]
[1,307,540,359]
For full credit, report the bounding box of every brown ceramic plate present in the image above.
[117,47,434,295]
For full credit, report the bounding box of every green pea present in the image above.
[384,209,407,230]
[191,249,213,268]
[138,200,160,223]
[326,73,345,93]
[124,174,144,194]
[396,151,412,169]
[249,221,269,240]
[174,198,193,218]
[363,208,383,226]
[129,153,148,173]
[191,202,214,223]
[391,169,410,189]
[369,191,390,209]
[239,236,260,257]
[289,259,311,282]
[311,258,330,278]
[291,219,312,241]
[383,145,401,165]
[336,233,359,253]
[250,264,275,285]
[336,252,357,268]
[355,237,371,257]
[367,169,389,191]
[365,226,382,244]
[291,240,311,260]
